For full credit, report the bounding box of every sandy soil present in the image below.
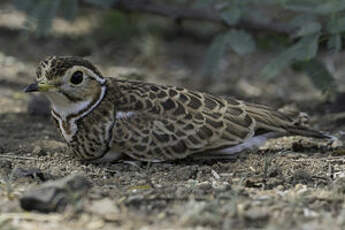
[1,3,345,230]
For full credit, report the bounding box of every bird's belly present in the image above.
[191,132,282,159]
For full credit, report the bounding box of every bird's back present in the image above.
[108,78,326,161]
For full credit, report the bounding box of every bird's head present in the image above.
[24,56,107,115]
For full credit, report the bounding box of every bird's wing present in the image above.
[110,79,324,161]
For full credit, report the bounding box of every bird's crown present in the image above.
[36,56,103,81]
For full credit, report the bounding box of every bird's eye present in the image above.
[70,71,83,85]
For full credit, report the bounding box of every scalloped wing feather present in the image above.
[110,79,325,161]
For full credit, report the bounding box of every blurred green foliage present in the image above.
[100,10,138,41]
[14,0,78,36]
[12,0,345,92]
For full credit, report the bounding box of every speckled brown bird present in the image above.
[24,56,329,162]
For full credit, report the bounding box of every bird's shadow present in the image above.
[0,112,61,154]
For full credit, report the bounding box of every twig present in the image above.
[0,213,62,222]
[0,153,42,161]
[211,169,220,180]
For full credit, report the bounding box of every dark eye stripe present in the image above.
[60,91,80,102]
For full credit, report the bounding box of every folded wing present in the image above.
[110,79,326,161]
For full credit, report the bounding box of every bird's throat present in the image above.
[50,85,107,142]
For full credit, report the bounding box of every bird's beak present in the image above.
[24,81,55,93]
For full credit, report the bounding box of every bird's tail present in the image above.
[243,102,330,139]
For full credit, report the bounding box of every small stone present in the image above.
[20,174,91,213]
[12,167,48,181]
[186,179,198,187]
[295,184,308,194]
[196,181,212,191]
[276,185,284,191]
[87,198,120,221]
[174,165,198,180]
[332,138,343,148]
[175,186,188,197]
[212,182,231,192]
[211,169,220,180]
[32,146,42,155]
[244,177,264,188]
[0,160,12,175]
[303,208,319,217]
[333,177,345,193]
[294,183,304,190]
[244,207,270,222]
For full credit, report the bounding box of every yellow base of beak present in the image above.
[24,82,55,92]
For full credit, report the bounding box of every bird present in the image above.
[24,56,330,162]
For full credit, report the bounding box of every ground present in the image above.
[1,2,345,230]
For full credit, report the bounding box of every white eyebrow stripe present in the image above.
[116,111,135,120]
[93,74,106,84]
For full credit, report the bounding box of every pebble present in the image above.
[276,185,284,191]
[332,138,343,148]
[244,207,269,221]
[196,181,212,191]
[32,146,42,155]
[212,181,231,192]
[0,160,12,175]
[12,167,48,181]
[87,198,120,221]
[20,174,91,213]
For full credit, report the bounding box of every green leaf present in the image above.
[261,33,320,79]
[226,29,256,56]
[242,7,269,24]
[30,0,61,37]
[293,22,321,38]
[285,1,345,15]
[201,33,228,78]
[247,0,288,4]
[289,14,317,28]
[13,0,35,11]
[84,0,119,8]
[61,0,79,21]
[327,16,345,34]
[313,1,345,14]
[328,34,342,52]
[220,6,241,25]
[284,3,311,13]
[192,0,214,8]
[298,59,335,92]
[202,29,256,77]
[261,50,293,79]
[293,33,320,61]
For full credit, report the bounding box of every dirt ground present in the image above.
[2,2,345,230]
